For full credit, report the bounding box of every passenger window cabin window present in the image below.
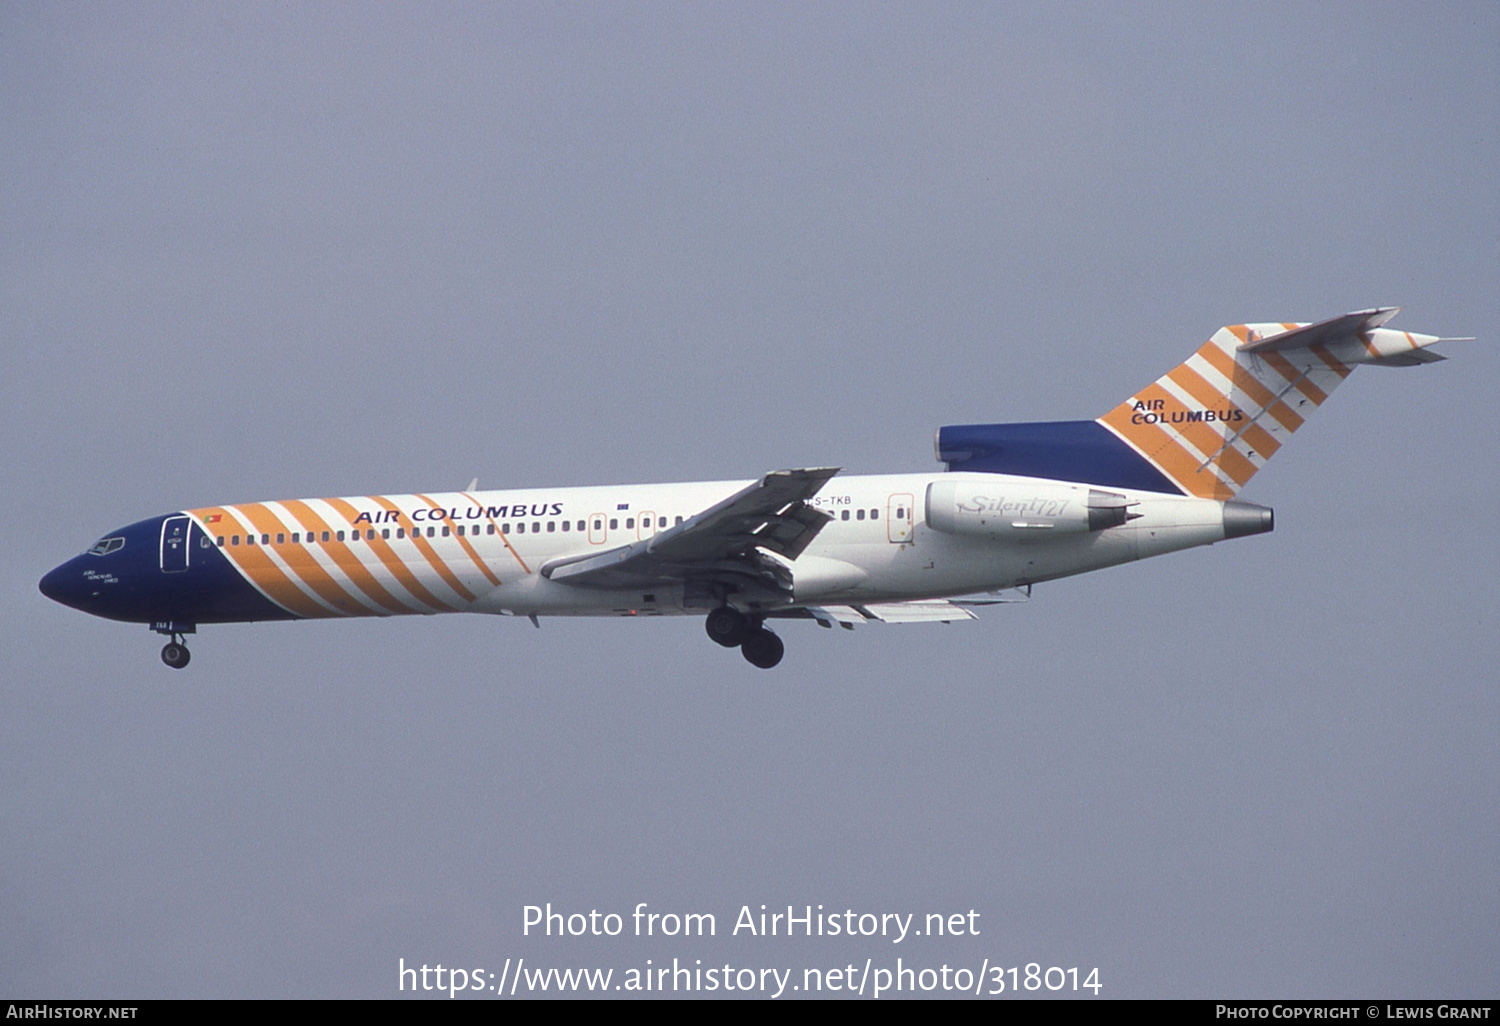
[216,536,225,547]
[382,528,390,539]
[578,520,586,531]
[487,524,495,535]
[609,518,618,530]
[547,521,556,533]
[841,510,850,521]
[871,509,879,520]
[276,533,285,544]
[532,522,540,533]
[230,536,239,546]
[516,523,525,534]
[397,528,405,538]
[561,521,570,532]
[456,525,464,536]
[857,510,865,520]
[247,535,256,545]
[425,527,434,538]
[502,523,510,534]
[442,526,450,537]
[321,531,330,542]
[676,516,684,525]
[626,517,635,529]
[659,516,667,528]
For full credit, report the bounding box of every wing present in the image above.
[540,468,839,600]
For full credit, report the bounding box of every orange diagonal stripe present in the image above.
[1166,362,1281,464]
[370,496,478,604]
[1132,383,1256,488]
[279,500,412,615]
[1100,405,1236,500]
[1310,344,1351,379]
[427,494,502,588]
[461,491,530,576]
[234,502,374,615]
[1260,351,1328,405]
[198,505,335,618]
[1196,343,1305,433]
[323,497,459,612]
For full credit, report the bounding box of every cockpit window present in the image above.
[86,536,126,556]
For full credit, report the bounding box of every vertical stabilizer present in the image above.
[1095,308,1445,499]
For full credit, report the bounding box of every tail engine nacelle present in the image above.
[925,478,1134,537]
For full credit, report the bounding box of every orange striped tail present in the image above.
[1097,308,1446,499]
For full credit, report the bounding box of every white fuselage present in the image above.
[188,471,1235,621]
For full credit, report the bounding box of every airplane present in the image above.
[39,308,1461,670]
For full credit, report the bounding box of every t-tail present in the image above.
[938,308,1456,499]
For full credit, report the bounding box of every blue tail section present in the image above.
[936,420,1185,495]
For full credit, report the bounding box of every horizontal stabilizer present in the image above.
[1237,307,1401,353]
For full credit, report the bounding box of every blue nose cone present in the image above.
[39,558,95,613]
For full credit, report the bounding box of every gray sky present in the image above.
[3,1,1496,999]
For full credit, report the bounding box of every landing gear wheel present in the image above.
[705,606,750,647]
[740,627,784,669]
[161,641,191,669]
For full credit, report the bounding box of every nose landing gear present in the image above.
[704,607,784,669]
[152,622,196,670]
[161,638,191,669]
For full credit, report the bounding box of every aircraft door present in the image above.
[887,493,914,543]
[589,513,607,545]
[638,511,657,540]
[160,515,192,572]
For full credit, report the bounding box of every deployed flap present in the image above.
[541,468,839,591]
[856,600,977,623]
[1237,307,1400,353]
[806,605,864,629]
[795,600,981,626]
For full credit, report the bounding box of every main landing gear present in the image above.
[704,606,784,669]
